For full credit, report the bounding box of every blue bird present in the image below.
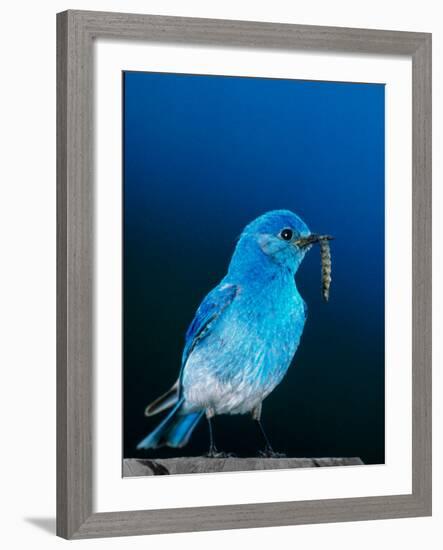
[137,210,329,457]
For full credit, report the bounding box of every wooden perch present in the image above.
[123,456,364,476]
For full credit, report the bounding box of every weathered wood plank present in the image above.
[123,457,364,476]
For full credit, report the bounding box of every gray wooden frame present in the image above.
[57,9,432,539]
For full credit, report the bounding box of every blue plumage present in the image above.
[137,210,322,456]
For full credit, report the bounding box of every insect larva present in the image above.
[319,237,332,302]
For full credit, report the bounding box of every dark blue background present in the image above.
[123,71,385,464]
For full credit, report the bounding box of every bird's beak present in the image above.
[294,234,333,248]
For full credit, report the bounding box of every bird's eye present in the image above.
[280,228,293,241]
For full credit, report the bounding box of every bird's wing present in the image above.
[146,283,238,415]
[180,282,239,372]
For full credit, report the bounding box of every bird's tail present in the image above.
[136,399,204,450]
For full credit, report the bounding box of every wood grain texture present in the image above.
[411,35,432,511]
[66,9,428,54]
[73,493,429,539]
[56,12,68,537]
[123,457,364,476]
[57,10,93,539]
[56,10,432,539]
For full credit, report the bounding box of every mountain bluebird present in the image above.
[137,210,330,457]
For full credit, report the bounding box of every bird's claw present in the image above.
[206,448,236,459]
[258,447,286,458]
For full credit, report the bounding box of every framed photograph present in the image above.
[57,10,431,539]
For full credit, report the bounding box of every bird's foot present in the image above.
[258,446,286,459]
[206,447,236,459]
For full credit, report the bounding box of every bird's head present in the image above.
[229,210,329,278]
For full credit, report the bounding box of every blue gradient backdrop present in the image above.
[123,71,385,464]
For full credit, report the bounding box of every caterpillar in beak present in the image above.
[295,233,333,301]
[319,237,332,302]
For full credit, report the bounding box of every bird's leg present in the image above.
[206,408,218,457]
[205,407,236,458]
[252,404,286,458]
